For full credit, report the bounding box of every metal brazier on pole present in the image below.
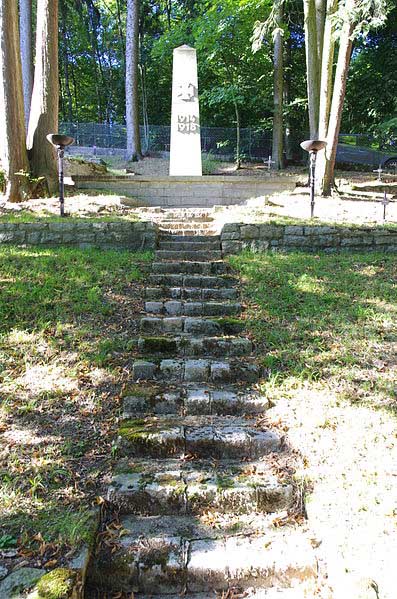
[47,134,75,217]
[300,139,327,219]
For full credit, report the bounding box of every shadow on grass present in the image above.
[0,245,152,553]
[230,250,397,411]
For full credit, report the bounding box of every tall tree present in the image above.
[19,0,33,127]
[253,0,285,169]
[0,0,30,201]
[304,0,390,195]
[126,0,142,161]
[27,0,59,194]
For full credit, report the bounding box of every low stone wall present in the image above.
[221,223,397,253]
[0,221,157,250]
[72,174,297,208]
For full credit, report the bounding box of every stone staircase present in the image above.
[86,226,318,597]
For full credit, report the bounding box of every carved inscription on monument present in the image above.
[177,114,199,134]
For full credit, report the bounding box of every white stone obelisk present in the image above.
[169,45,202,176]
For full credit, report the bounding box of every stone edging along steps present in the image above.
[85,215,319,597]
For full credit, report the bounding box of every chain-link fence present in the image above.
[60,123,395,166]
[60,122,305,160]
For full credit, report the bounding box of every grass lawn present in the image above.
[231,251,397,597]
[0,246,152,568]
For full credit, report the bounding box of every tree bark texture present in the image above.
[126,0,142,161]
[272,1,284,170]
[27,0,59,194]
[0,0,30,201]
[303,0,322,138]
[19,0,33,127]
[320,18,354,195]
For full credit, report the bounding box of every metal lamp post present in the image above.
[300,139,327,218]
[47,134,75,217]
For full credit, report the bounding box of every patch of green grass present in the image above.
[0,246,151,331]
[230,251,397,410]
[0,212,141,223]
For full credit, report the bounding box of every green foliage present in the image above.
[0,169,5,193]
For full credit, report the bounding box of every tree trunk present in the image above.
[234,99,241,169]
[19,0,33,127]
[27,0,59,194]
[0,0,30,201]
[320,19,354,195]
[126,0,142,161]
[60,0,73,122]
[283,37,292,161]
[303,0,322,138]
[318,0,338,140]
[272,1,284,170]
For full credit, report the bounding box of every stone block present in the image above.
[210,362,231,383]
[285,225,304,235]
[258,224,284,239]
[133,360,157,380]
[184,360,210,382]
[221,223,241,234]
[240,225,259,240]
[26,232,42,244]
[221,231,241,241]
[164,301,182,316]
[283,235,310,246]
[160,359,183,379]
[222,241,241,254]
[48,222,75,232]
[163,317,183,333]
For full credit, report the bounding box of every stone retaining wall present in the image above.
[221,223,397,253]
[0,221,157,250]
[72,175,297,208]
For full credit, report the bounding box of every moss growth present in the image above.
[140,337,178,354]
[213,317,245,334]
[33,568,77,599]
[122,384,159,399]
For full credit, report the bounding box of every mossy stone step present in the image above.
[87,515,316,595]
[117,415,281,459]
[140,316,245,336]
[144,300,242,317]
[137,335,252,357]
[148,273,238,288]
[132,357,259,384]
[122,384,269,417]
[108,458,293,516]
[155,250,223,261]
[145,286,238,301]
[152,261,230,276]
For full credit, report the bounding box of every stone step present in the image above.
[137,335,252,357]
[140,316,245,336]
[108,458,294,516]
[160,235,221,242]
[87,515,316,595]
[132,357,259,383]
[148,273,238,288]
[155,249,223,261]
[159,222,215,231]
[144,300,242,317]
[118,415,279,459]
[158,241,220,251]
[145,286,238,301]
[132,591,312,599]
[160,228,219,236]
[152,261,230,276]
[122,384,269,417]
